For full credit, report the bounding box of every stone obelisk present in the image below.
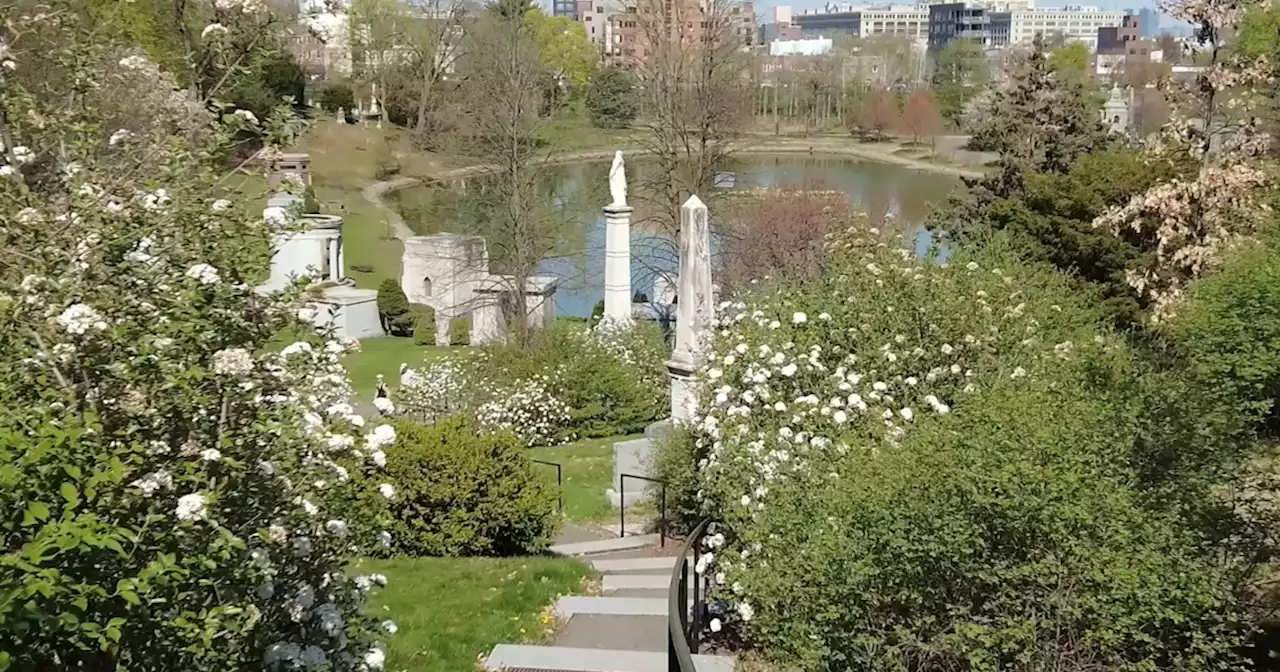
[603,151,633,326]
[666,195,714,423]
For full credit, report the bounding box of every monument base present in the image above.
[604,420,675,509]
[666,357,698,424]
[309,286,383,339]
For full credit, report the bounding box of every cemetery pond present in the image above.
[390,154,960,318]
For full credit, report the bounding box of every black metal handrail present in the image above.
[619,473,667,548]
[529,459,563,513]
[668,518,711,672]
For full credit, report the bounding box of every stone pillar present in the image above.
[603,204,634,326]
[666,195,715,424]
[328,237,341,281]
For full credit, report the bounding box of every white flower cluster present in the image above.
[685,240,1087,634]
[475,377,571,447]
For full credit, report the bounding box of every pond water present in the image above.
[392,154,961,318]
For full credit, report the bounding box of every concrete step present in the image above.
[590,556,681,573]
[550,534,659,557]
[555,595,688,618]
[554,614,667,652]
[606,588,671,599]
[484,644,734,672]
[602,573,669,592]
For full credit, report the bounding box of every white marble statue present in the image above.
[608,151,627,208]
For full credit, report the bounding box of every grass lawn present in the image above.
[535,434,642,522]
[343,336,455,403]
[357,555,593,672]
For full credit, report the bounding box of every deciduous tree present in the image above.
[854,88,898,139]
[900,88,943,147]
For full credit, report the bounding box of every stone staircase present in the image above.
[483,528,735,672]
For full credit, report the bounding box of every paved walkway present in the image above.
[481,524,734,672]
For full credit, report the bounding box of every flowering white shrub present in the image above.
[0,22,391,670]
[393,322,667,445]
[662,228,1252,670]
[475,377,572,447]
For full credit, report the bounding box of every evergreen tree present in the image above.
[585,67,640,128]
[966,35,1109,175]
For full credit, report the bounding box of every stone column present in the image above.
[665,195,714,424]
[328,237,341,282]
[603,204,634,326]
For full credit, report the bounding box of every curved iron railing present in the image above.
[668,518,711,672]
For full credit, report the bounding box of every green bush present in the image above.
[318,80,354,112]
[590,299,605,323]
[449,314,472,345]
[376,278,412,336]
[1166,236,1280,434]
[383,416,560,556]
[661,230,1257,671]
[412,305,437,345]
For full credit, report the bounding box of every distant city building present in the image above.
[988,10,1012,46]
[575,0,612,48]
[295,13,352,78]
[1008,6,1125,49]
[771,2,1122,52]
[928,2,991,50]
[550,0,576,17]
[1138,7,1158,36]
[792,9,862,37]
[608,0,756,70]
[770,37,834,55]
[858,5,929,40]
[1096,13,1140,54]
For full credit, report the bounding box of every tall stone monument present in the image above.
[666,195,714,423]
[603,151,634,326]
[1103,84,1132,135]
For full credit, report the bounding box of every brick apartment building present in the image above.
[607,0,757,70]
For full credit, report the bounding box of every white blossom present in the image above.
[185,263,220,285]
[213,348,254,376]
[130,470,173,496]
[201,23,228,39]
[108,129,134,146]
[175,493,209,521]
[373,397,395,415]
[378,483,396,500]
[211,199,233,213]
[56,303,108,335]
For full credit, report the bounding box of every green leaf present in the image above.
[28,502,50,522]
[59,482,79,507]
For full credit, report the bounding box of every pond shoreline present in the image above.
[367,143,976,248]
[407,141,985,185]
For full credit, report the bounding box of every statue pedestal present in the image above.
[603,204,634,326]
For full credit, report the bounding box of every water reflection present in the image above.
[393,155,958,317]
